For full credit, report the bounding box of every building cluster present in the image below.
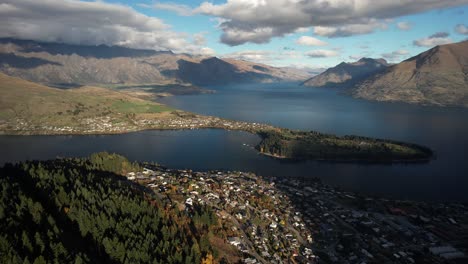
[6,113,274,135]
[136,114,274,132]
[272,178,468,264]
[126,167,316,263]
[80,116,129,132]
[6,116,133,134]
[125,167,468,264]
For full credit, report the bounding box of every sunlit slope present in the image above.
[0,73,173,132]
[352,41,468,107]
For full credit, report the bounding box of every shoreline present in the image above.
[258,150,433,164]
[0,115,434,164]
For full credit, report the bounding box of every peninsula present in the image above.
[0,73,433,162]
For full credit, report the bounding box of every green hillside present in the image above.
[0,153,222,264]
[0,73,175,134]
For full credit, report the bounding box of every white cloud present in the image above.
[414,37,452,47]
[222,49,304,66]
[152,2,193,16]
[193,33,207,46]
[455,24,468,35]
[305,49,339,58]
[397,21,412,31]
[413,32,452,47]
[296,36,328,46]
[223,50,273,62]
[349,54,363,60]
[295,27,311,33]
[0,0,213,55]
[195,0,468,45]
[199,47,216,56]
[381,49,409,61]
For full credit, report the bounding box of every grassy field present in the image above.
[112,100,172,114]
[0,73,175,130]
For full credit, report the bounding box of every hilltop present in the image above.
[351,41,468,107]
[303,58,388,88]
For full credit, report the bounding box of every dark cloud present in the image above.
[429,32,450,38]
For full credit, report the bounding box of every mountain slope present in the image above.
[0,38,308,87]
[351,41,468,107]
[303,58,388,87]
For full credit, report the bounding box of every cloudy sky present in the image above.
[1,0,467,68]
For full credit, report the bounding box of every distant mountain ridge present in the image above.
[0,38,309,87]
[351,41,468,107]
[0,38,170,59]
[303,58,389,88]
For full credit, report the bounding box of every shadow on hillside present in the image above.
[0,53,62,69]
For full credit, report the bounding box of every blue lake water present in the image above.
[1,83,468,202]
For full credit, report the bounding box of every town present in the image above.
[126,166,316,263]
[4,112,275,135]
[125,166,468,264]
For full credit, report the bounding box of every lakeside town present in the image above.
[127,165,316,263]
[2,111,276,135]
[126,166,468,264]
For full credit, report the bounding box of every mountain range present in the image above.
[351,41,468,107]
[303,40,468,107]
[0,38,310,88]
[1,38,467,107]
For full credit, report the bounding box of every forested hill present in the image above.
[0,153,220,264]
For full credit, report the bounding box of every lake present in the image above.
[2,83,468,202]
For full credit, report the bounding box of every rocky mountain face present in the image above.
[303,58,389,88]
[351,41,468,107]
[0,38,308,87]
